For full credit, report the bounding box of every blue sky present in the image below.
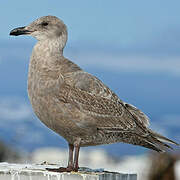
[0,1,180,155]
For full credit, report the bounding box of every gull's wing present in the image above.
[59,70,150,132]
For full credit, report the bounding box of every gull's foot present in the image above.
[46,166,78,172]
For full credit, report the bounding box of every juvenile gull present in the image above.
[10,16,179,172]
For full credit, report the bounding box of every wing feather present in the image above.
[56,71,149,132]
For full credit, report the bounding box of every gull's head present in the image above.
[10,16,67,43]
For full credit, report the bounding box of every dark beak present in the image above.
[10,26,32,36]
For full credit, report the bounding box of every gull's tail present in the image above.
[143,130,180,153]
[149,130,179,146]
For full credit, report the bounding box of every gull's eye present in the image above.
[41,22,49,26]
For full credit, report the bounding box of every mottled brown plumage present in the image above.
[10,15,179,172]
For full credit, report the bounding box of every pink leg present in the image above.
[46,139,81,173]
[46,143,74,172]
[67,144,74,170]
[73,140,81,172]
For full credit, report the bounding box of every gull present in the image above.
[10,15,179,172]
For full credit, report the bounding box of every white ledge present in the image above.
[0,162,137,180]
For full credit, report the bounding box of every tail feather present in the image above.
[139,138,165,153]
[146,136,173,151]
[123,132,168,153]
[132,130,179,152]
[100,128,179,152]
[142,130,180,152]
[149,130,179,146]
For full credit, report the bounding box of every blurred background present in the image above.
[0,0,180,179]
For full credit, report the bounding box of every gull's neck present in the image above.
[33,34,67,60]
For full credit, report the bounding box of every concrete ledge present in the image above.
[0,162,137,180]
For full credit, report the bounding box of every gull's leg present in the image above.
[46,143,74,172]
[67,143,74,170]
[73,138,81,172]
